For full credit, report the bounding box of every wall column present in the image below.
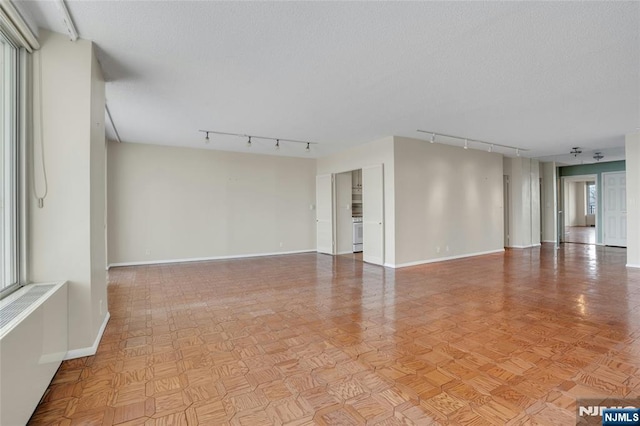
[626,132,640,267]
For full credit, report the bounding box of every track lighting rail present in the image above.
[198,129,318,147]
[417,129,527,155]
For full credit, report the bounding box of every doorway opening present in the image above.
[315,165,385,266]
[335,169,363,259]
[560,175,597,245]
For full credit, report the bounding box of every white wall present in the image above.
[393,137,504,266]
[335,172,353,254]
[540,162,557,243]
[317,136,395,265]
[574,182,586,226]
[28,30,107,352]
[107,142,316,265]
[504,157,541,248]
[564,181,573,226]
[531,159,541,241]
[627,132,640,267]
[89,47,107,341]
[565,182,582,226]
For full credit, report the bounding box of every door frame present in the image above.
[503,175,510,247]
[316,164,386,266]
[559,174,597,244]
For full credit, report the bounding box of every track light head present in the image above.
[275,139,280,150]
[488,144,493,153]
[205,132,210,143]
[516,148,520,157]
[430,133,435,143]
[464,139,468,149]
[247,136,252,147]
[305,142,310,152]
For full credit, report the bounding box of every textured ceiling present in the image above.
[15,1,640,161]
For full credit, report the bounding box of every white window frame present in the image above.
[0,31,24,298]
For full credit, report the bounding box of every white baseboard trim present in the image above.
[336,250,355,255]
[108,249,316,269]
[388,248,505,269]
[626,264,640,269]
[542,240,557,244]
[64,312,110,360]
[508,244,542,248]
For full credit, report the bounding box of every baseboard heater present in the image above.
[0,282,68,426]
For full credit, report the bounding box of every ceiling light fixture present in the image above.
[417,130,527,157]
[593,152,604,162]
[204,131,210,143]
[570,147,582,157]
[198,130,319,152]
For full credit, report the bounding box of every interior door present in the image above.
[362,164,384,265]
[316,174,335,254]
[603,172,627,247]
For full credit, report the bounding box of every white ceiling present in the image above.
[14,1,640,161]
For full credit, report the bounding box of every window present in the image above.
[586,181,596,215]
[1,32,19,296]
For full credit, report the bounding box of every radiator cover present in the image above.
[0,282,68,426]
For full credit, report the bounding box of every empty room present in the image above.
[1,1,639,425]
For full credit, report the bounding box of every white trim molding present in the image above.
[108,249,316,269]
[387,248,505,269]
[627,264,640,269]
[508,244,542,249]
[64,312,110,360]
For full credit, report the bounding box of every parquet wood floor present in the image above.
[564,227,596,245]
[29,244,640,425]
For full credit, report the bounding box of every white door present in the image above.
[316,174,335,254]
[603,172,626,247]
[362,164,384,265]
